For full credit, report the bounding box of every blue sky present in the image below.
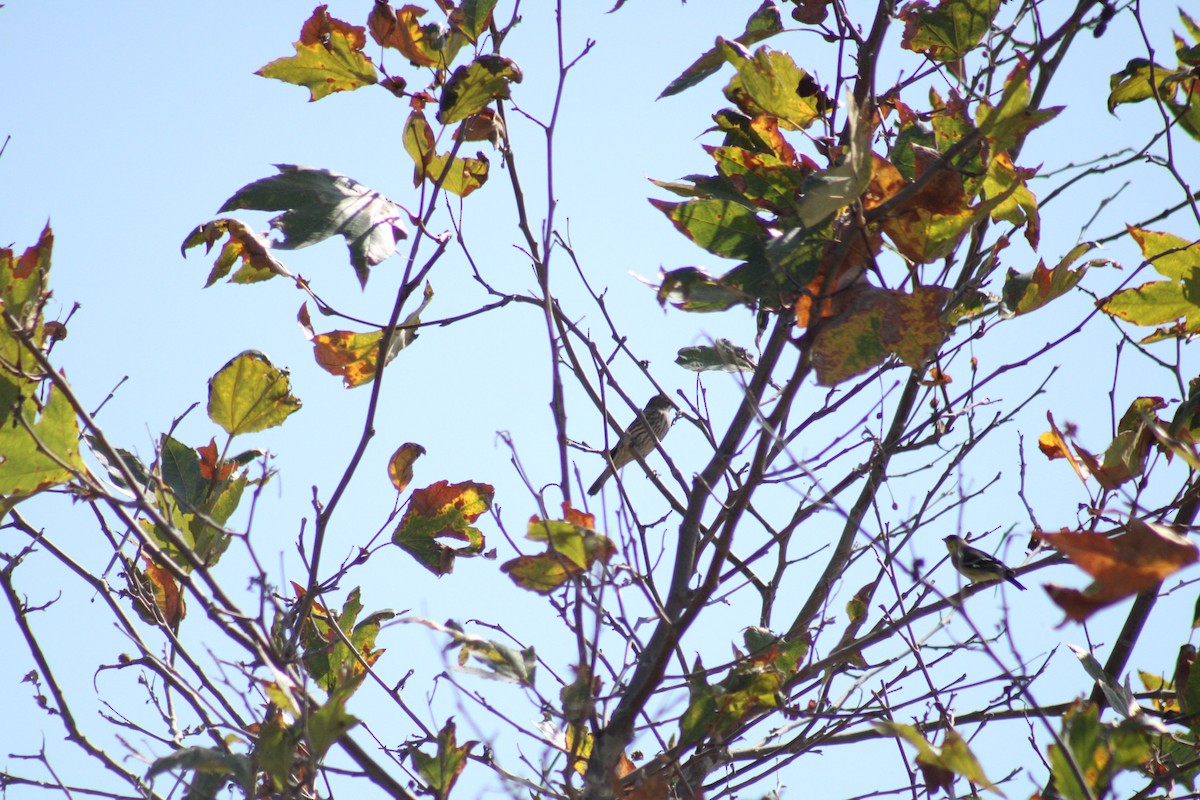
[3,2,1200,798]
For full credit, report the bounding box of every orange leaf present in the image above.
[1038,522,1199,622]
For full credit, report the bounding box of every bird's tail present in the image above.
[587,466,613,496]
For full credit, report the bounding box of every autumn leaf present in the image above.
[181,218,291,287]
[501,512,615,594]
[298,283,433,388]
[369,3,466,69]
[207,351,302,436]
[874,722,1003,796]
[809,284,952,386]
[410,720,476,800]
[387,443,425,492]
[437,55,522,124]
[1100,227,1200,341]
[256,6,378,101]
[1001,242,1095,317]
[899,0,1001,62]
[0,382,84,503]
[1038,521,1200,623]
[720,42,829,130]
[393,480,494,575]
[300,586,394,695]
[403,111,490,197]
[0,223,52,361]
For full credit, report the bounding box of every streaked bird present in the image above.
[587,394,675,496]
[942,534,1027,591]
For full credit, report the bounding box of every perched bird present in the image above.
[588,394,676,496]
[942,534,1027,591]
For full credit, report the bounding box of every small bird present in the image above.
[587,394,676,496]
[942,534,1027,591]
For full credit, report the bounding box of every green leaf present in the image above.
[675,339,757,373]
[0,382,83,502]
[874,722,1003,795]
[159,434,206,507]
[899,0,1001,62]
[410,720,476,800]
[146,747,252,800]
[1107,59,1178,113]
[659,1,784,99]
[307,690,358,761]
[650,198,765,261]
[219,165,408,288]
[1000,242,1094,317]
[1,223,53,370]
[721,42,828,130]
[1100,228,1200,339]
[300,586,395,700]
[256,7,377,101]
[437,55,522,124]
[393,480,493,575]
[207,351,302,436]
[707,145,809,212]
[452,0,497,43]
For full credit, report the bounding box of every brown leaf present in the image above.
[1038,522,1199,622]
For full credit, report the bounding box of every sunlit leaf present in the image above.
[1107,59,1184,113]
[874,722,1003,796]
[437,55,522,124]
[1101,228,1200,340]
[660,2,785,99]
[219,165,408,288]
[393,480,493,575]
[450,0,497,43]
[809,285,951,386]
[720,42,829,130]
[256,6,377,101]
[650,198,765,261]
[1039,521,1200,623]
[403,111,490,197]
[182,218,290,287]
[207,351,302,436]
[899,0,1001,62]
[388,442,425,492]
[369,3,466,68]
[976,62,1064,154]
[0,382,83,502]
[982,151,1040,247]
